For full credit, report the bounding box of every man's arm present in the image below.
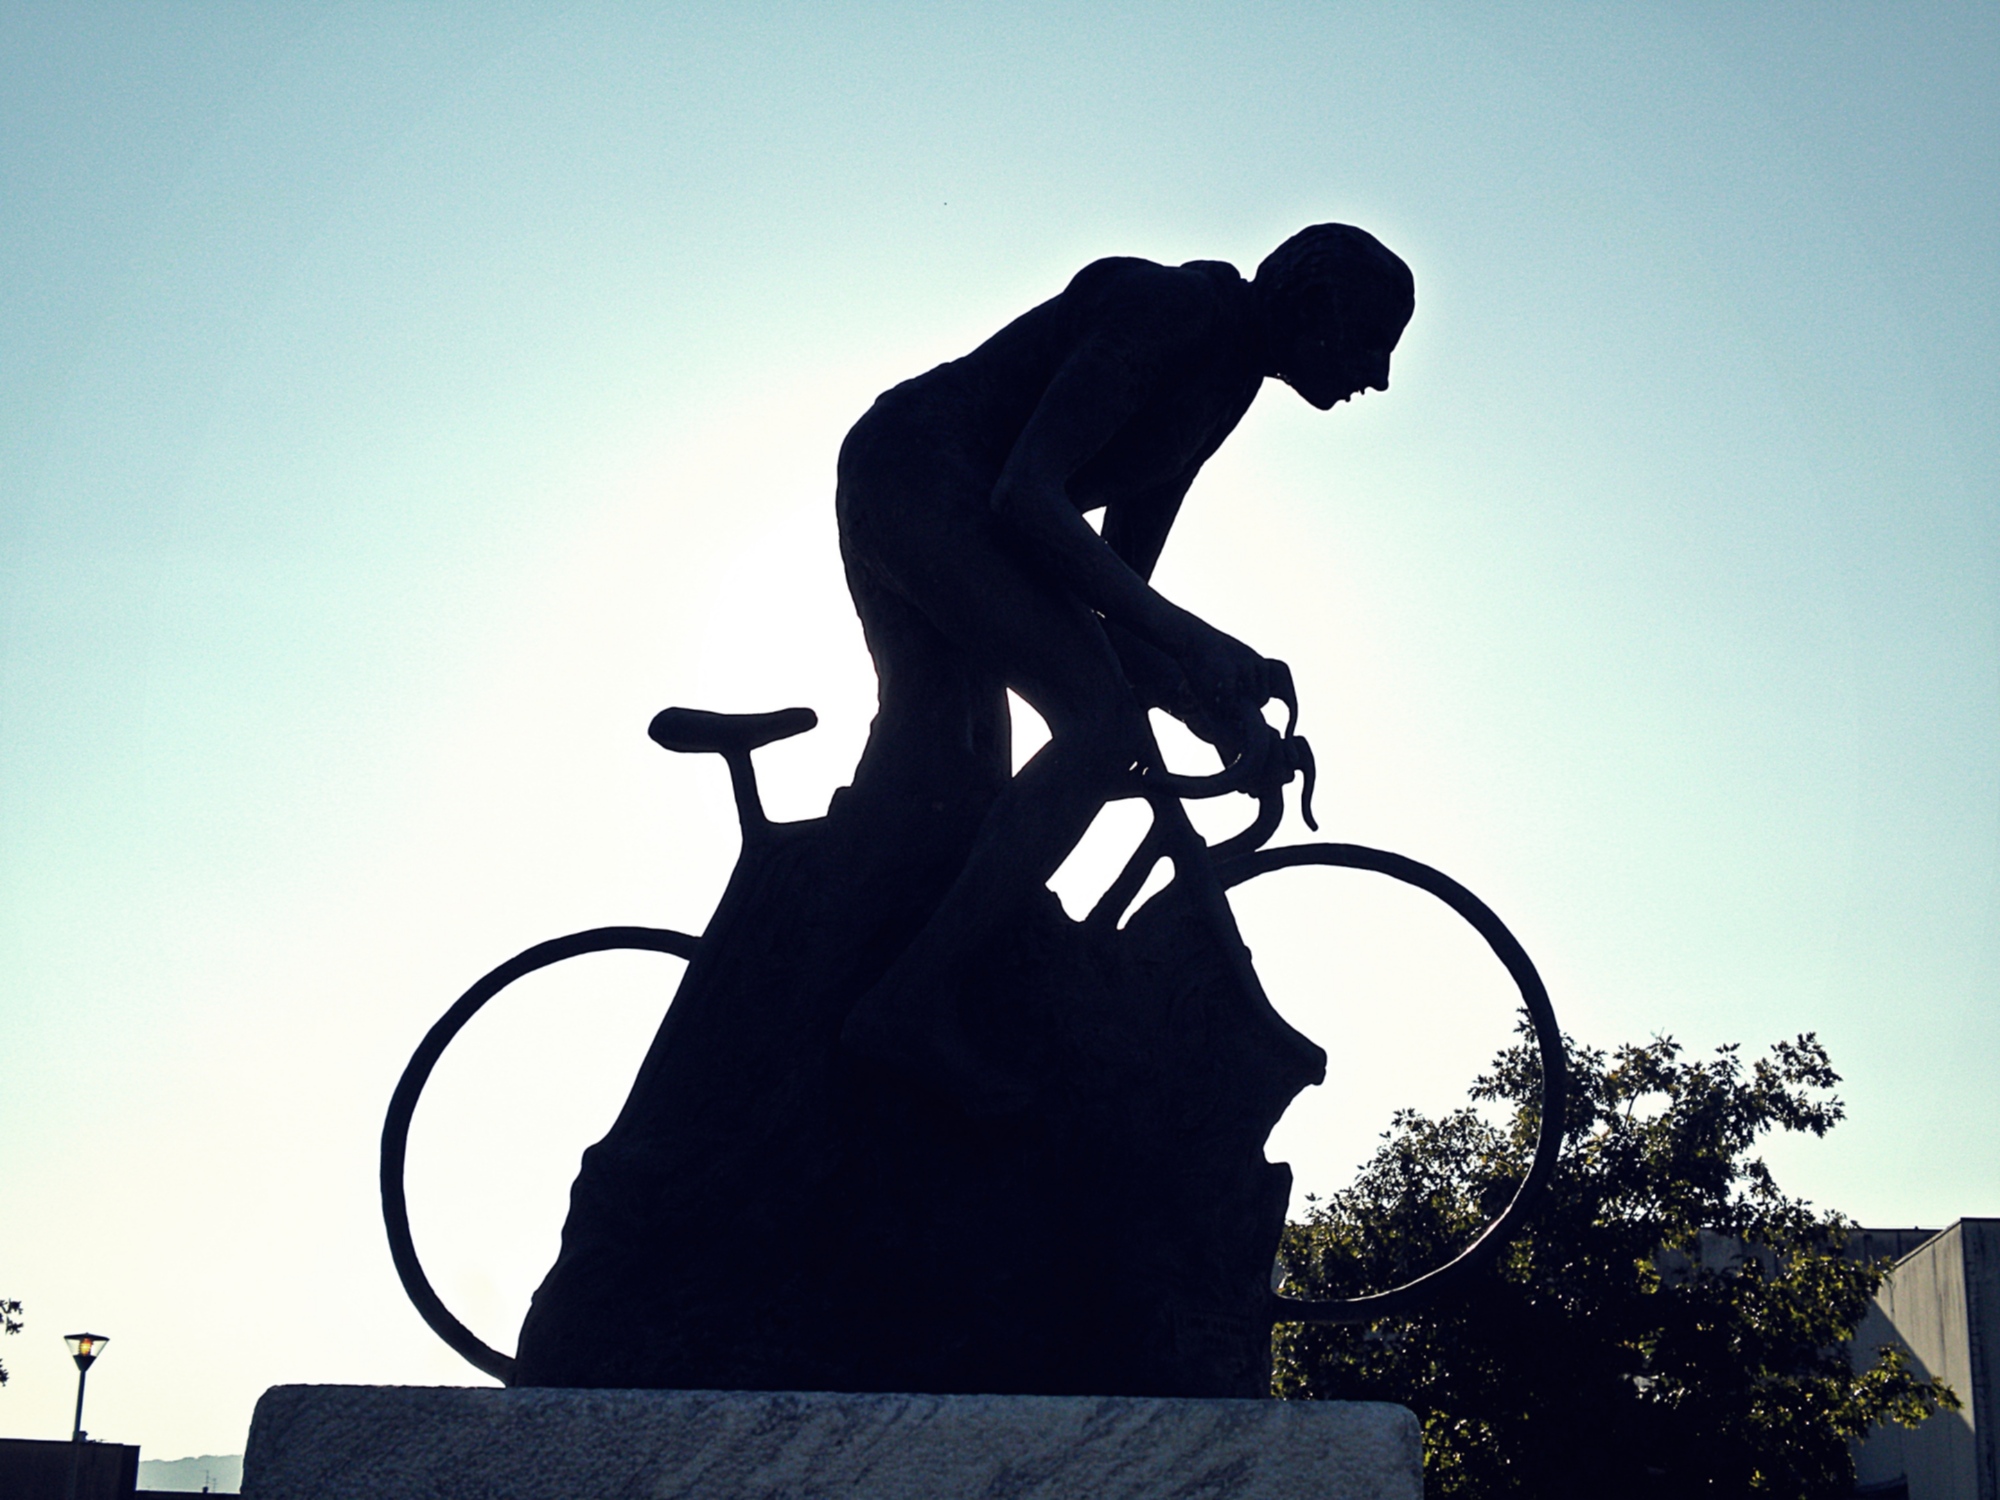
[989,276,1279,744]
[989,345,1207,654]
[1099,478,1187,584]
[1096,480,1203,716]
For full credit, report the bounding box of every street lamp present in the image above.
[64,1333,107,1440]
[63,1333,108,1500]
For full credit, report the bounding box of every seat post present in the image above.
[720,750,768,838]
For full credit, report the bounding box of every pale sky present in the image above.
[2,1,1995,1463]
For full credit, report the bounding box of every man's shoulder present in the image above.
[1062,255,1245,326]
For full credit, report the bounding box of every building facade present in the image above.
[1852,1219,1998,1500]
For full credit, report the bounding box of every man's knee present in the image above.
[1049,693,1147,780]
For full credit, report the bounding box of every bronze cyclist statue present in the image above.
[380,224,1565,1398]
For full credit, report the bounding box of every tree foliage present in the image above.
[0,1298,19,1386]
[1273,1032,1956,1498]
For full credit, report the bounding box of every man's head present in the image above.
[1253,224,1415,410]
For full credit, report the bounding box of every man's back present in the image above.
[858,256,1262,499]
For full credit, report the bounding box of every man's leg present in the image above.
[838,471,1145,1107]
[841,561,1013,818]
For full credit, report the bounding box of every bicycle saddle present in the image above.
[648,705,818,757]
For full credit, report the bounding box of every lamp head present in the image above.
[64,1332,108,1371]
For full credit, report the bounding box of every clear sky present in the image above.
[2,0,1994,1463]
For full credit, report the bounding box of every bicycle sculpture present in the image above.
[382,224,1565,1398]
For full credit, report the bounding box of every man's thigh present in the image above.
[837,447,1127,735]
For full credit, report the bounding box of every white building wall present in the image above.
[1853,1220,1999,1500]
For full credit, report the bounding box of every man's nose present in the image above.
[1368,354,1392,391]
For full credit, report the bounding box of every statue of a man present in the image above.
[837,223,1414,1107]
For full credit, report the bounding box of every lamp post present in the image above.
[63,1333,108,1500]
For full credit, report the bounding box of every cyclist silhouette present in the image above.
[836,223,1415,1108]
[384,225,1565,1399]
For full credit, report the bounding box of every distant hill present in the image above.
[136,1453,241,1493]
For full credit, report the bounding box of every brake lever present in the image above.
[1262,659,1314,830]
[1288,733,1319,832]
[1267,659,1300,740]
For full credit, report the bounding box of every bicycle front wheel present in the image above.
[1215,844,1566,1325]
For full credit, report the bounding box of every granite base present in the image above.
[242,1384,1420,1499]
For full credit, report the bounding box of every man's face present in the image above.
[1279,292,1412,411]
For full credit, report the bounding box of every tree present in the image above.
[1273,1032,1956,1499]
[0,1298,19,1386]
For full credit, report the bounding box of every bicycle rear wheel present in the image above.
[379,925,700,1381]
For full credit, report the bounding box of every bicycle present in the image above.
[383,704,1565,1384]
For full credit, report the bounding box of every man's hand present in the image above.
[1177,625,1295,767]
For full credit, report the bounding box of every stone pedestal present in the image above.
[242,1384,1421,1499]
